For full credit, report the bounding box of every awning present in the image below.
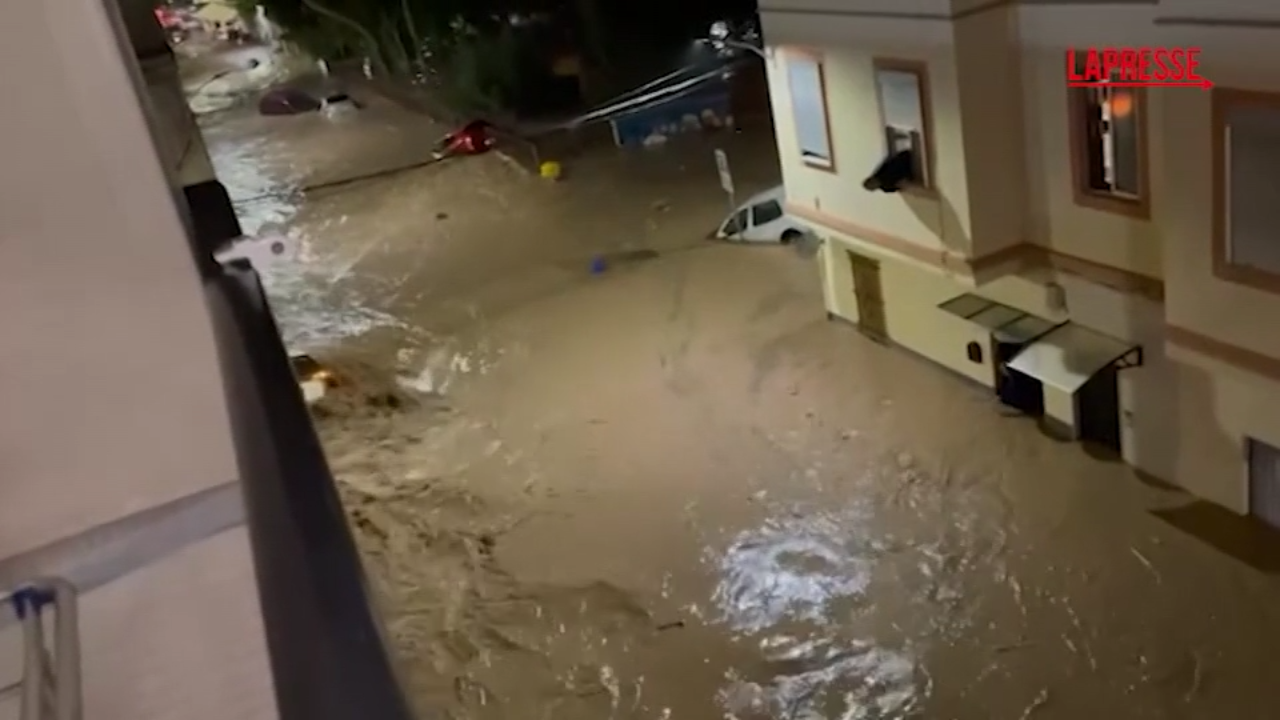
[938,293,1058,343]
[1005,323,1141,394]
[195,1,238,24]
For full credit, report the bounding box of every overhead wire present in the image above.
[523,54,748,134]
[564,61,745,129]
[587,63,705,109]
[581,60,749,126]
[227,54,747,206]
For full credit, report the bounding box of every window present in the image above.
[723,208,749,235]
[1248,438,1280,529]
[873,59,934,189]
[1068,62,1148,217]
[786,53,834,169]
[752,200,784,226]
[1214,89,1280,289]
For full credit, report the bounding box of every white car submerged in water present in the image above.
[321,92,361,120]
[714,185,810,244]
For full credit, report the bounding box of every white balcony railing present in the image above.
[0,579,81,720]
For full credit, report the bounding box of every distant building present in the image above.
[193,0,242,33]
[758,0,1280,523]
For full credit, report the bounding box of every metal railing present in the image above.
[0,579,81,720]
[202,255,415,720]
[91,0,416,713]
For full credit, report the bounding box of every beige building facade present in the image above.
[759,0,1280,517]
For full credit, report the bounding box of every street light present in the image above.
[699,19,820,261]
[698,19,766,59]
[702,37,766,59]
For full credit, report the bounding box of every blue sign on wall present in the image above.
[609,87,732,148]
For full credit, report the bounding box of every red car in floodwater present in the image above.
[434,120,495,158]
[153,6,182,30]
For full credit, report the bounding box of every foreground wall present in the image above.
[0,0,276,715]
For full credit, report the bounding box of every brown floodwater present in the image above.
[195,49,1280,720]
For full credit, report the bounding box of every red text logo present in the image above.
[1066,47,1211,89]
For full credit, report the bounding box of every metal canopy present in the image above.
[938,293,1057,343]
[938,292,991,318]
[1005,323,1143,394]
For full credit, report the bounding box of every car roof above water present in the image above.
[740,184,785,208]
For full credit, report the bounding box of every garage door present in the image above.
[1248,438,1280,529]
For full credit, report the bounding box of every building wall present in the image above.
[953,5,1027,260]
[1163,347,1264,511]
[819,234,992,385]
[0,0,276,715]
[1011,3,1179,488]
[763,0,1189,500]
[767,44,973,262]
[820,230,1177,482]
[760,0,1280,518]
[1158,0,1280,19]
[1156,20,1280,510]
[1007,0,1280,510]
[1051,271,1177,484]
[1160,28,1280,360]
[762,2,1167,273]
[1017,2,1163,278]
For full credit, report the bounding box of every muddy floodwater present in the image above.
[193,49,1280,720]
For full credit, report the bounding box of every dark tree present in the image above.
[243,0,760,114]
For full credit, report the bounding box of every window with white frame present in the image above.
[786,55,833,168]
[1075,85,1142,196]
[1222,102,1280,276]
[1068,60,1147,217]
[873,62,932,188]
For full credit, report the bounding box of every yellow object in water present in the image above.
[539,160,563,180]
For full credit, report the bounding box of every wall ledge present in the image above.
[1167,324,1280,384]
[789,200,1164,300]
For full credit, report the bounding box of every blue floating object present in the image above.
[589,256,608,274]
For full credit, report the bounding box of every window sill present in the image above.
[1074,189,1149,220]
[1213,261,1280,296]
[899,184,938,200]
[802,157,836,173]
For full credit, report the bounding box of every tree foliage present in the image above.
[251,0,533,60]
[245,0,569,112]
[247,0,755,113]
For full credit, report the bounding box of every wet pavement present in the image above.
[192,49,1280,720]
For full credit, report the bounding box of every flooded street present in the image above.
[194,49,1280,719]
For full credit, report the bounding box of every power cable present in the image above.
[522,56,747,135]
[586,63,705,110]
[584,62,748,125]
[229,153,452,206]
[565,63,739,129]
[225,55,745,206]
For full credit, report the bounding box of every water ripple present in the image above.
[707,509,874,634]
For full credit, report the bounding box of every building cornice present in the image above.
[787,201,1164,301]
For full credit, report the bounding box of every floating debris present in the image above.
[1130,546,1162,584]
[1018,688,1050,719]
